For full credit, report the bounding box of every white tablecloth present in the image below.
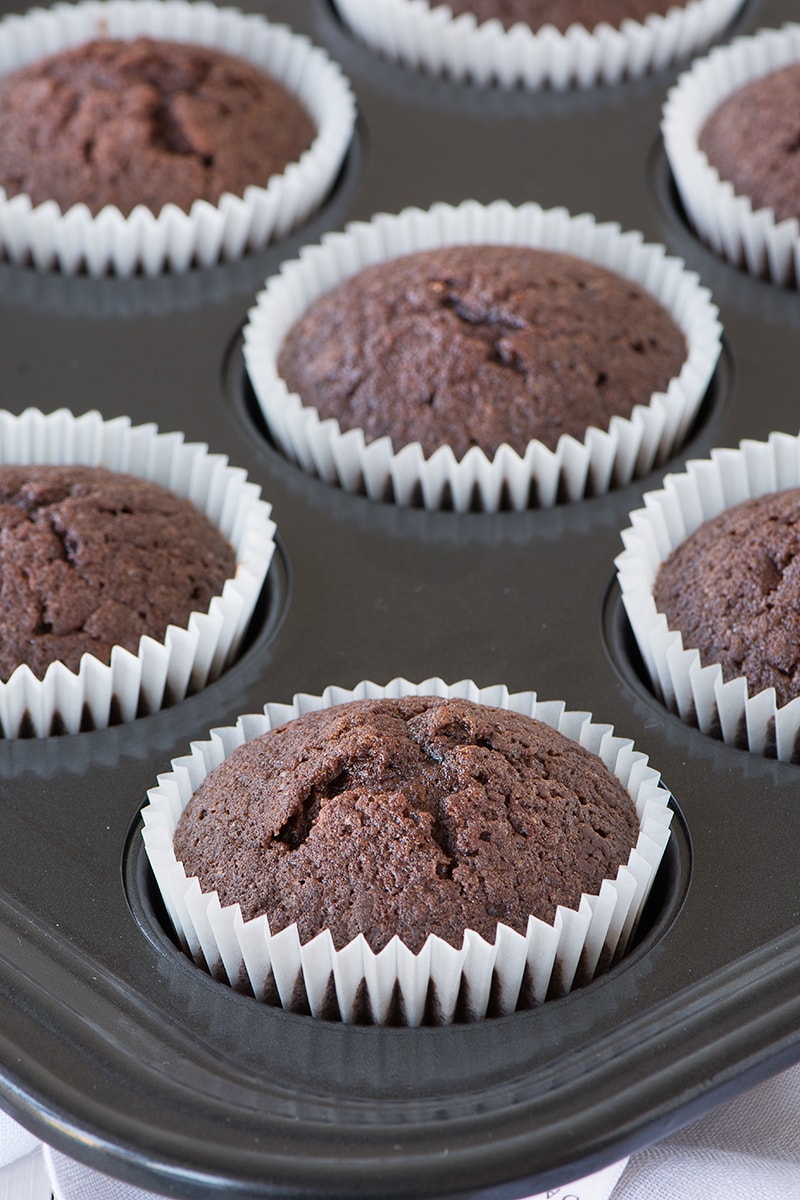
[3,1061,800,1199]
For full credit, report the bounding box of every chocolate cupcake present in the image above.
[334,0,742,90]
[0,408,275,737]
[697,63,800,230]
[617,432,800,759]
[0,0,355,276]
[0,37,315,220]
[663,25,800,288]
[0,464,235,682]
[142,678,673,1024]
[243,200,722,511]
[276,243,687,462]
[653,490,800,710]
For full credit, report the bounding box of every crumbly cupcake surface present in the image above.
[0,37,315,217]
[425,0,685,33]
[276,244,687,459]
[173,695,639,952]
[698,63,800,226]
[0,464,235,680]
[653,489,800,708]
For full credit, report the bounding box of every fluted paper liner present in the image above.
[334,0,742,90]
[243,199,721,512]
[617,431,800,760]
[662,24,800,289]
[0,407,275,737]
[141,677,673,1025]
[0,0,356,277]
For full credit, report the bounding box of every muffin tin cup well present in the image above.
[662,23,800,288]
[0,0,356,277]
[0,406,276,738]
[617,431,800,761]
[332,0,744,90]
[141,676,672,1026]
[2,0,800,1193]
[243,198,722,512]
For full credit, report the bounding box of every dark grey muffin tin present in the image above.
[1,0,799,1196]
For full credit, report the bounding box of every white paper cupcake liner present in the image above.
[0,0,356,277]
[334,0,743,90]
[0,406,276,738]
[141,676,673,1025]
[243,199,722,513]
[616,431,800,760]
[662,24,800,289]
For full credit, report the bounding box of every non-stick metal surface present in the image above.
[1,1,798,1197]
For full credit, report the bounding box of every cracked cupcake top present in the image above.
[0,464,235,680]
[654,489,800,709]
[0,36,315,217]
[428,0,686,35]
[173,695,639,952]
[276,244,687,459]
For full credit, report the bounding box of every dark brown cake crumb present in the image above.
[653,489,800,708]
[277,245,687,460]
[427,0,685,34]
[0,37,315,217]
[0,464,235,680]
[174,696,639,952]
[698,63,800,226]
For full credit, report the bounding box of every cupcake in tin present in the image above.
[0,407,275,737]
[243,199,722,512]
[617,431,800,760]
[662,24,800,289]
[333,0,743,90]
[141,677,673,1025]
[0,0,356,277]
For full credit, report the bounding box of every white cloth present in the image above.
[2,1062,800,1199]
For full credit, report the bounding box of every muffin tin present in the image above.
[0,0,799,1197]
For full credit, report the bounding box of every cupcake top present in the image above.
[653,488,800,708]
[431,0,686,33]
[0,464,235,680]
[276,244,687,459]
[0,36,316,217]
[698,62,800,226]
[173,695,640,952]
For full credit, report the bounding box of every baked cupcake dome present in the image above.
[617,431,800,760]
[662,24,800,288]
[243,199,722,512]
[173,695,640,952]
[697,62,800,230]
[333,0,744,90]
[276,242,688,462]
[0,464,235,681]
[0,408,275,738]
[142,678,673,1024]
[0,36,316,219]
[653,490,800,711]
[0,0,356,276]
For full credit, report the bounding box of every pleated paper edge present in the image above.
[243,198,722,513]
[0,0,357,276]
[0,406,276,737]
[142,676,673,1025]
